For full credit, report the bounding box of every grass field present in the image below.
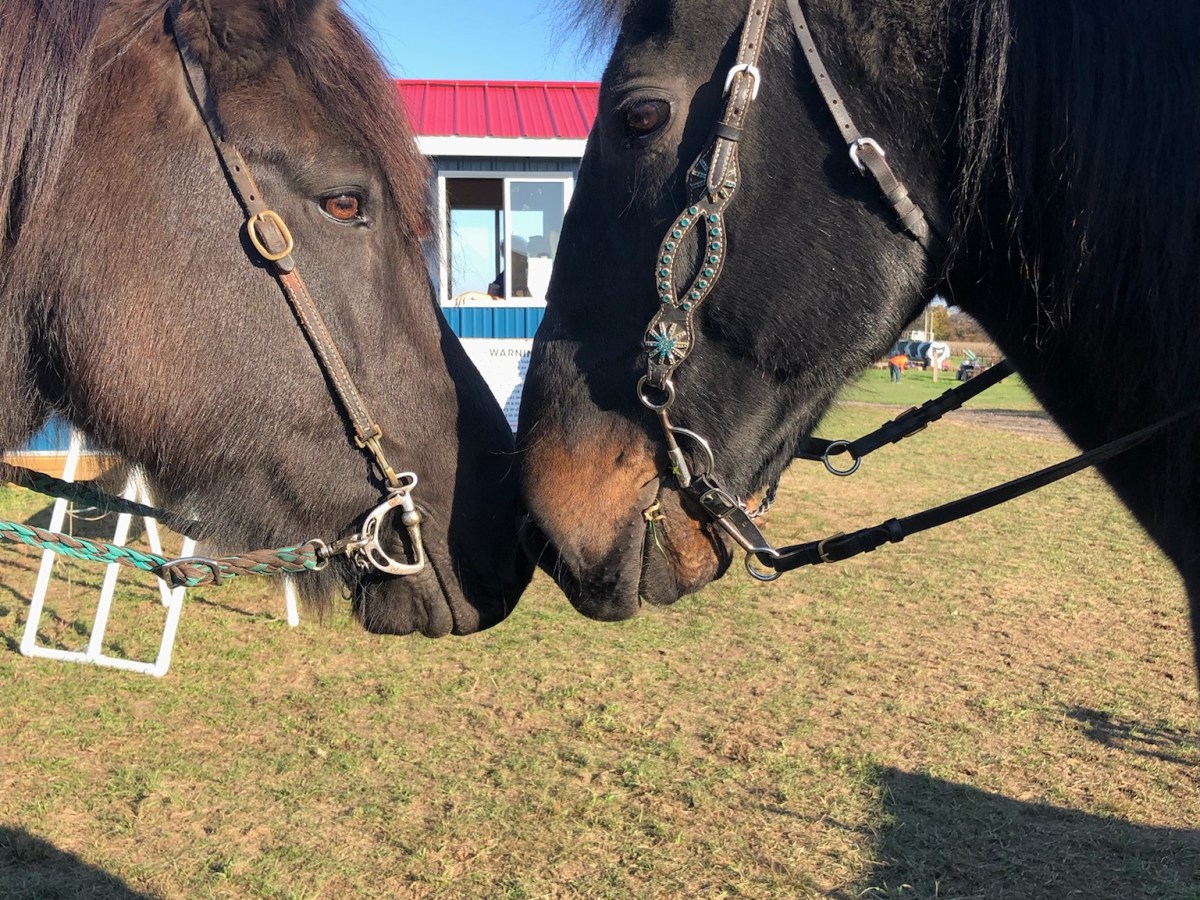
[841,363,1042,411]
[1,384,1197,898]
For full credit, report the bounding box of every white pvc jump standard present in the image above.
[20,431,194,677]
[18,431,301,677]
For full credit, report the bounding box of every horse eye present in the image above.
[321,193,363,222]
[624,99,670,139]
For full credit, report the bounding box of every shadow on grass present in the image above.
[852,768,1200,899]
[1064,706,1200,768]
[0,827,156,899]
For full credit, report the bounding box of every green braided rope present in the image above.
[0,461,199,534]
[0,519,324,588]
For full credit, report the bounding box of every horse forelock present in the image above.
[295,11,433,241]
[557,0,636,51]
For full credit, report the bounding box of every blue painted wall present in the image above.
[443,306,544,339]
[14,419,74,454]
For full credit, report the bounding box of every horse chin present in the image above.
[519,480,731,622]
[641,484,734,602]
[351,543,521,637]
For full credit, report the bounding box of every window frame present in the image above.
[436,171,575,309]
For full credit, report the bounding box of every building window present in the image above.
[443,175,569,307]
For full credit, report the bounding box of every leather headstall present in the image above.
[165,2,426,577]
[635,0,1184,581]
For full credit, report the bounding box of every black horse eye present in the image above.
[624,99,671,139]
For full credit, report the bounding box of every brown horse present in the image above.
[1,0,531,636]
[517,0,1200,673]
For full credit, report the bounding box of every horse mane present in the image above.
[0,0,432,252]
[955,0,1199,349]
[0,0,108,251]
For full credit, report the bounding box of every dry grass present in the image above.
[0,402,1197,899]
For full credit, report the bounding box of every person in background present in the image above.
[888,351,908,382]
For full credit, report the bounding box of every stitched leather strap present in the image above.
[708,0,775,195]
[167,4,399,489]
[764,405,1188,572]
[785,0,940,250]
[798,359,1015,464]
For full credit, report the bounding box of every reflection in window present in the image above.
[509,181,564,304]
[446,178,503,303]
[444,177,567,305]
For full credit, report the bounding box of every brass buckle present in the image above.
[247,210,295,262]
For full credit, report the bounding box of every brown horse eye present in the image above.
[322,193,362,222]
[624,99,670,138]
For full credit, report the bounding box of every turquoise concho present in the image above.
[644,320,692,367]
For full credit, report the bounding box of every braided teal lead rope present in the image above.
[0,461,199,534]
[0,519,325,588]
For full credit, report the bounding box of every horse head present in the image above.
[0,0,531,635]
[517,0,956,619]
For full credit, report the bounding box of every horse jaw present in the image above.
[518,423,731,620]
[350,534,525,637]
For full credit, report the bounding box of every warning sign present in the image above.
[459,339,533,432]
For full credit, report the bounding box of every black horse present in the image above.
[1,0,531,636]
[517,0,1199,669]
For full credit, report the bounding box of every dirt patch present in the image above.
[953,407,1066,439]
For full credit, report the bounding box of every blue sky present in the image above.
[341,0,608,82]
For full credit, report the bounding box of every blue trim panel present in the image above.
[19,419,73,453]
[443,307,544,339]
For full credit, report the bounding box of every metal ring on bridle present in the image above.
[308,539,332,571]
[745,552,781,582]
[822,440,861,476]
[638,376,677,411]
[848,137,885,174]
[723,63,762,100]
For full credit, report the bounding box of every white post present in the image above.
[20,435,195,676]
[20,431,84,658]
[20,431,297,676]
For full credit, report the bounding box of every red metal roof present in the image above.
[395,80,599,140]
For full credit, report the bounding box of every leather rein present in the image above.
[637,0,1185,580]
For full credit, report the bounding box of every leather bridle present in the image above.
[636,0,1186,580]
[637,0,936,578]
[165,3,426,578]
